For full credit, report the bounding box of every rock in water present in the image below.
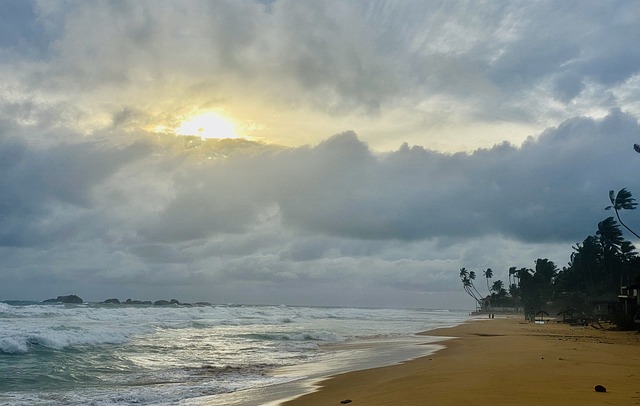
[125,299,152,305]
[594,385,606,392]
[43,295,83,304]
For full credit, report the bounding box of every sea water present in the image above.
[0,302,469,405]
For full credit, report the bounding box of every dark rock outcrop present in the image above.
[98,298,207,306]
[595,385,607,393]
[125,299,152,305]
[43,295,83,304]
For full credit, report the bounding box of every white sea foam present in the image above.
[0,304,148,353]
[0,303,470,405]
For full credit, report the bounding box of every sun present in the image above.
[175,112,239,139]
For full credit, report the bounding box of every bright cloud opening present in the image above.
[176,112,239,139]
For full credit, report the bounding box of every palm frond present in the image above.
[614,188,637,211]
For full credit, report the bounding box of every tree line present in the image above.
[461,143,640,328]
[461,208,640,328]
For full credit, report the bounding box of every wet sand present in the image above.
[282,316,640,405]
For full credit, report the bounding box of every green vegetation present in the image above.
[607,188,640,239]
[461,144,640,329]
[461,214,640,328]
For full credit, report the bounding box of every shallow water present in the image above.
[0,302,468,405]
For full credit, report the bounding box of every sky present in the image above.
[1,0,640,309]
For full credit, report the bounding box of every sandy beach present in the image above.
[283,316,640,406]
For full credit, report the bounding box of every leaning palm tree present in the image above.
[459,268,483,306]
[606,188,640,239]
[483,268,493,293]
[468,271,484,300]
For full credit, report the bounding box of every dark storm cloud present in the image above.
[132,110,639,246]
[271,110,638,242]
[0,132,150,246]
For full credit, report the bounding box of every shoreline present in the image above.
[198,333,456,406]
[281,316,640,406]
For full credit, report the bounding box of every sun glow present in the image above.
[176,112,239,139]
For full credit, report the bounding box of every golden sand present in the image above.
[282,316,640,406]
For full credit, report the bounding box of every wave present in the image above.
[0,325,133,354]
[0,303,471,406]
[1,303,469,355]
[240,330,342,342]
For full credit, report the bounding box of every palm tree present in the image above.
[459,267,469,279]
[597,217,634,292]
[597,217,625,257]
[459,268,484,306]
[483,268,493,292]
[606,188,640,239]
[469,271,484,299]
[491,280,505,295]
[563,235,601,296]
[459,268,477,302]
[619,240,638,285]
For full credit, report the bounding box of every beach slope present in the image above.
[283,317,640,406]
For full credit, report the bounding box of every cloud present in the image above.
[0,132,150,246]
[1,108,637,306]
[1,1,638,151]
[257,110,637,243]
[1,1,640,307]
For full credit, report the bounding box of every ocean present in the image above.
[0,302,470,405]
